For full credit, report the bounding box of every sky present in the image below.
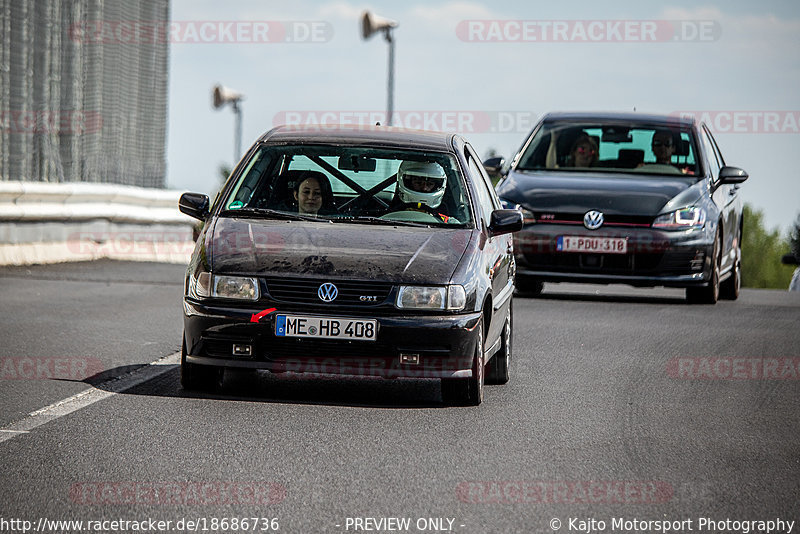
[166,0,800,234]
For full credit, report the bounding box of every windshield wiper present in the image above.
[224,207,327,222]
[329,216,431,227]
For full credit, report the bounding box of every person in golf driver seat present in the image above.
[394,160,452,222]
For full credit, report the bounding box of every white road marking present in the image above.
[0,351,181,444]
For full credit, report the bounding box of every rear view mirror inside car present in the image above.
[601,127,632,143]
[338,155,377,172]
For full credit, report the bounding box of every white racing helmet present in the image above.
[397,160,447,209]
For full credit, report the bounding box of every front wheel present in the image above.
[441,320,484,406]
[687,232,720,304]
[515,275,543,297]
[486,303,512,385]
[180,337,223,392]
[720,231,741,300]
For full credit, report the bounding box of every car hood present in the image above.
[208,217,472,283]
[501,170,704,217]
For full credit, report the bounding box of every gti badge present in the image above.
[584,210,604,230]
[318,282,338,302]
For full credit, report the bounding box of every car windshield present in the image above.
[219,145,472,226]
[516,121,700,176]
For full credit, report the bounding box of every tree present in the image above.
[740,204,794,289]
[790,213,800,260]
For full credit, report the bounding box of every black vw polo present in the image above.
[178,125,522,405]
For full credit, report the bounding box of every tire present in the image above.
[719,231,741,300]
[180,337,223,392]
[515,275,543,296]
[441,320,484,406]
[486,302,512,385]
[686,231,721,304]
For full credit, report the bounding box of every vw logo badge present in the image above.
[318,282,338,302]
[584,210,604,230]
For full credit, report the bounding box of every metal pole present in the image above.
[386,29,394,126]
[233,100,242,164]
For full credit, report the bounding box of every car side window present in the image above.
[700,125,721,180]
[465,151,496,228]
[704,126,726,168]
[469,147,502,210]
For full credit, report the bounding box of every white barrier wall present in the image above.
[0,182,198,266]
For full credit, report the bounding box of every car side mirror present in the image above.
[482,156,506,177]
[179,192,210,221]
[782,253,799,266]
[488,209,523,237]
[719,166,749,185]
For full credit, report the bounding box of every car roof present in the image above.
[541,111,697,128]
[258,124,461,152]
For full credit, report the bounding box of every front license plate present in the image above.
[557,236,628,254]
[275,315,378,341]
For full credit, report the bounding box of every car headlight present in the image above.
[652,207,706,230]
[500,199,519,210]
[396,285,466,311]
[212,275,259,300]
[188,270,259,300]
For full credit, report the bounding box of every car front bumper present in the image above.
[183,300,482,379]
[514,224,714,288]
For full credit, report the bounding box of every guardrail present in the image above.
[0,182,197,266]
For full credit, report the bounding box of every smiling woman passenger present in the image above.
[294,174,326,215]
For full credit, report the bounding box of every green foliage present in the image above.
[741,204,794,289]
[790,213,800,260]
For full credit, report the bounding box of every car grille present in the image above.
[264,277,394,305]
[262,338,395,360]
[522,250,701,276]
[261,338,453,371]
[533,212,653,227]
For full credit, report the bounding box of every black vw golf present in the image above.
[179,125,522,405]
[491,112,748,303]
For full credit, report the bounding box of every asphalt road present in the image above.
[1,260,799,534]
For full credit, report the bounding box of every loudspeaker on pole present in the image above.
[212,85,244,109]
[361,10,397,40]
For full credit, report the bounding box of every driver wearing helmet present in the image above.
[395,160,452,222]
